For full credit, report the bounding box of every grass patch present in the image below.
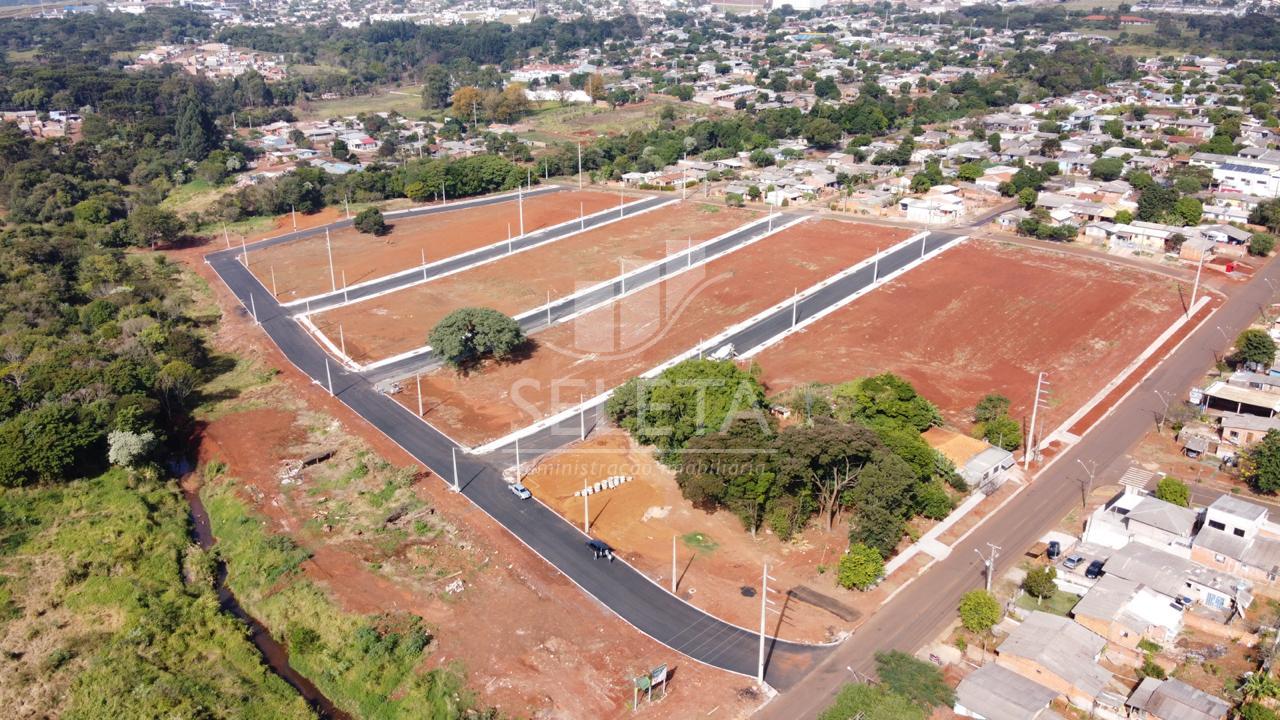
[294,86,427,121]
[681,531,718,553]
[202,484,478,719]
[161,178,239,216]
[1015,590,1080,617]
[0,471,312,719]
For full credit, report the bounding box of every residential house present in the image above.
[1125,677,1230,720]
[995,611,1114,710]
[1070,574,1183,656]
[1192,495,1280,592]
[923,428,1016,491]
[1219,413,1280,449]
[1104,541,1245,616]
[953,663,1063,720]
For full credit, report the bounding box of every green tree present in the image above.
[848,453,918,556]
[974,394,1010,424]
[958,589,1001,633]
[1246,430,1280,494]
[818,683,925,720]
[981,415,1022,451]
[956,162,983,183]
[331,138,351,161]
[803,117,842,149]
[837,544,884,590]
[175,94,214,162]
[987,132,1001,153]
[813,77,840,100]
[778,420,882,530]
[1115,209,1134,224]
[606,359,767,455]
[1173,196,1202,226]
[1022,565,1057,605]
[1154,476,1190,507]
[1137,185,1179,222]
[428,307,526,370]
[1251,233,1276,257]
[676,417,779,534]
[832,374,941,432]
[1017,187,1038,210]
[916,481,954,520]
[1089,157,1124,181]
[1236,328,1277,368]
[129,205,184,248]
[874,650,955,708]
[421,64,453,110]
[353,207,390,236]
[749,149,775,168]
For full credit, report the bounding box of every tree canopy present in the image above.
[427,307,526,370]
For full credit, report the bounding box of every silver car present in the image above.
[509,482,532,500]
[1062,554,1085,571]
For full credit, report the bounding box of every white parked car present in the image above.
[509,482,532,500]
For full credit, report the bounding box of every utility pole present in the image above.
[577,142,583,188]
[671,535,677,593]
[757,562,779,685]
[518,183,525,236]
[583,480,590,533]
[249,294,258,325]
[291,205,297,230]
[270,266,278,298]
[873,246,880,282]
[325,229,336,293]
[1076,458,1097,507]
[451,447,460,492]
[1024,372,1049,469]
[974,543,1000,593]
[416,373,423,416]
[324,359,333,396]
[1189,248,1205,315]
[1153,389,1172,432]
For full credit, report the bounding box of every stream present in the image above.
[181,480,352,720]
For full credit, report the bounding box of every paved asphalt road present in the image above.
[495,230,966,461]
[291,194,671,315]
[207,200,969,687]
[209,238,835,688]
[755,247,1280,719]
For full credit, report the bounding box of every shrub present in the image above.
[353,207,390,236]
[838,544,884,591]
[874,650,954,708]
[958,589,1001,633]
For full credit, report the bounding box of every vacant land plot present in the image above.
[395,219,909,446]
[521,430,859,643]
[311,203,760,364]
[755,240,1188,428]
[247,189,618,300]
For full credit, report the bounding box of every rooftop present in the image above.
[955,663,1061,720]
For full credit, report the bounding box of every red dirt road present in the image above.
[311,203,761,364]
[247,190,618,301]
[396,219,911,446]
[755,239,1189,428]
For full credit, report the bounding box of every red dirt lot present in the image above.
[395,219,911,446]
[247,189,618,301]
[175,243,767,720]
[754,239,1189,429]
[311,203,761,364]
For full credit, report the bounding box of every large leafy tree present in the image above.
[777,420,882,530]
[606,359,767,456]
[847,452,918,556]
[1022,565,1058,605]
[420,64,453,110]
[427,307,526,370]
[832,373,941,432]
[676,416,779,534]
[819,683,925,720]
[1236,329,1277,368]
[1246,430,1280,494]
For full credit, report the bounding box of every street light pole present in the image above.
[1076,458,1097,507]
[1153,389,1172,432]
[975,543,1000,593]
